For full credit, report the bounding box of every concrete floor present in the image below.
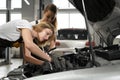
[0,58,22,78]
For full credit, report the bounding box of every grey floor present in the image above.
[0,58,23,78]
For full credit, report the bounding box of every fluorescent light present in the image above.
[24,0,30,5]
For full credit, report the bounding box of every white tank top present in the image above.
[0,19,32,41]
[30,20,41,25]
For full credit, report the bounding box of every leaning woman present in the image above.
[0,19,55,65]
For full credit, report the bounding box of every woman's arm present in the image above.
[49,34,56,49]
[49,39,56,49]
[24,44,44,65]
[21,28,51,63]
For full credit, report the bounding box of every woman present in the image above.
[31,3,58,51]
[0,19,55,65]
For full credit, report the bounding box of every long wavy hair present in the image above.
[43,3,58,31]
[32,22,55,47]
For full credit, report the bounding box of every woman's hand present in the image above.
[46,53,52,62]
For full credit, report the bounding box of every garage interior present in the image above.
[1,0,120,80]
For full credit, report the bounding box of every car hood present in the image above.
[69,0,120,46]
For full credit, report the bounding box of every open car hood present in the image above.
[69,0,120,46]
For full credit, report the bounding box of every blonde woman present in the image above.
[0,19,55,65]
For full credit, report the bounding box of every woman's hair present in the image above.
[43,4,58,30]
[33,22,55,46]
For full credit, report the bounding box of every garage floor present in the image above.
[0,58,22,78]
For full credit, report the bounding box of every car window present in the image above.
[57,28,88,40]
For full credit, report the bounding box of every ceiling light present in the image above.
[24,0,30,5]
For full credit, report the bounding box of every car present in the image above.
[56,28,88,48]
[25,64,120,80]
[54,28,95,54]
[55,28,88,54]
[25,0,120,79]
